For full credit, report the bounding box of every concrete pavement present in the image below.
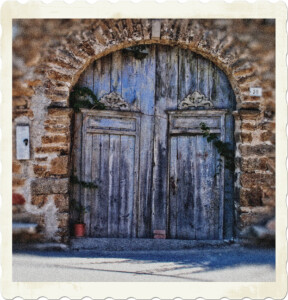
[13,245,275,282]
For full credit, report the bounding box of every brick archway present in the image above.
[12,19,275,243]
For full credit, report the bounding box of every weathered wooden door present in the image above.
[78,110,140,238]
[72,45,235,239]
[168,111,226,239]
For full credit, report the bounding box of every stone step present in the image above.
[70,238,230,251]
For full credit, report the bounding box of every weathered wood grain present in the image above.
[90,134,101,236]
[93,55,111,100]
[75,45,236,240]
[111,51,122,95]
[119,135,135,237]
[168,136,178,239]
[152,45,178,232]
[178,49,198,103]
[108,134,121,237]
[82,132,93,235]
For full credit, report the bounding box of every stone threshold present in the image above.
[70,238,236,251]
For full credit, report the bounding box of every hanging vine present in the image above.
[69,86,105,112]
[200,122,235,172]
[70,175,98,189]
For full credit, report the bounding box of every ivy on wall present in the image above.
[200,122,235,172]
[69,86,105,112]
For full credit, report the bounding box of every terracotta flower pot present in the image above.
[74,223,85,237]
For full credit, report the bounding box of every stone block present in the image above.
[26,79,42,87]
[13,161,22,174]
[241,132,252,143]
[240,188,263,206]
[54,194,69,213]
[31,178,69,195]
[13,178,26,187]
[13,84,35,97]
[240,144,275,157]
[259,121,275,131]
[240,122,257,131]
[47,70,73,82]
[42,135,69,144]
[240,173,275,189]
[31,195,48,208]
[13,97,28,108]
[240,157,268,172]
[33,164,48,177]
[44,126,69,134]
[57,213,69,228]
[260,131,275,143]
[47,108,73,117]
[13,109,34,120]
[240,206,275,228]
[50,156,69,175]
[35,146,69,155]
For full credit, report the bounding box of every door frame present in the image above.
[167,109,227,239]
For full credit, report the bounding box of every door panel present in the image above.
[81,110,140,238]
[168,111,225,240]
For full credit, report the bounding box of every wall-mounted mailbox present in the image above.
[16,125,30,160]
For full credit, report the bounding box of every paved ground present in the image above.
[13,245,275,282]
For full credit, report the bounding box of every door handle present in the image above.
[170,176,177,195]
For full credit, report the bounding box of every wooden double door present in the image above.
[72,45,235,240]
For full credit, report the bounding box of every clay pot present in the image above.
[74,223,85,237]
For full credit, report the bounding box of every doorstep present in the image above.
[70,237,234,251]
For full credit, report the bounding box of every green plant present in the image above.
[200,122,235,172]
[69,86,105,112]
[70,175,98,189]
[70,199,89,224]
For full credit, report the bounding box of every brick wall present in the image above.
[12,19,275,243]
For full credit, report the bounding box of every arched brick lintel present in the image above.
[42,38,256,110]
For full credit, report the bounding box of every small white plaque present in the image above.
[250,87,262,97]
[16,125,30,160]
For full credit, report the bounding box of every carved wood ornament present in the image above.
[99,92,131,111]
[178,91,214,109]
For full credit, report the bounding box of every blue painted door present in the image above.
[73,45,236,239]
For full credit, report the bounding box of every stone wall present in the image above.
[12,19,275,243]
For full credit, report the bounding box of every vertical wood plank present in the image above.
[139,45,156,115]
[152,45,178,232]
[82,132,93,236]
[137,46,156,237]
[178,49,198,103]
[121,51,141,109]
[77,63,93,89]
[97,134,110,237]
[119,135,135,237]
[168,136,178,239]
[108,135,121,237]
[176,136,195,239]
[137,115,154,237]
[93,55,111,100]
[198,55,210,99]
[194,135,219,239]
[90,134,101,236]
[111,51,122,94]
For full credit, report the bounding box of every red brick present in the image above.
[12,193,26,205]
